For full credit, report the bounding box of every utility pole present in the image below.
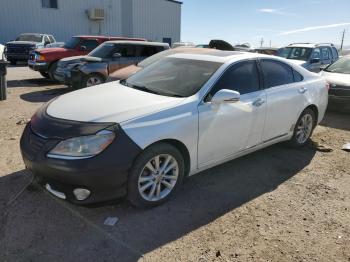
[260,38,264,48]
[340,29,345,51]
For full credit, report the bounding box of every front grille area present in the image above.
[6,44,33,54]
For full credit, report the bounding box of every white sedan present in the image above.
[20,51,328,208]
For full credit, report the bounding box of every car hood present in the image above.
[46,82,185,123]
[320,71,350,86]
[36,47,74,54]
[6,41,38,46]
[61,55,102,63]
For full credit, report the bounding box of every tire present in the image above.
[83,74,105,88]
[39,71,50,79]
[288,108,316,147]
[10,60,16,65]
[48,62,58,80]
[127,143,185,208]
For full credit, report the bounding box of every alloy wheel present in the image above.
[296,113,313,144]
[138,154,179,202]
[86,76,103,87]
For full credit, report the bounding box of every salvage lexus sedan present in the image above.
[20,52,328,208]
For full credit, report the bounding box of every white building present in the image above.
[0,0,182,45]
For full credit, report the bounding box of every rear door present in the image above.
[259,59,307,142]
[197,60,267,167]
[108,44,137,73]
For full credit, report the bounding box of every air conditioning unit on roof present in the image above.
[88,8,105,20]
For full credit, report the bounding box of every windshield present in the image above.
[278,47,312,61]
[16,34,43,42]
[121,57,222,97]
[324,56,350,74]
[138,49,181,68]
[89,43,115,58]
[63,37,80,49]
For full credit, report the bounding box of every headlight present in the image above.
[67,62,84,70]
[35,53,45,61]
[47,130,115,159]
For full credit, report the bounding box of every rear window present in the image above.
[16,34,43,42]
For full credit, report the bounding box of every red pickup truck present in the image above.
[28,35,146,79]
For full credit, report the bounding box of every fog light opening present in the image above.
[73,188,91,201]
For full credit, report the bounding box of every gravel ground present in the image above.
[0,66,349,262]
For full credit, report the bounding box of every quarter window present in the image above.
[292,69,304,82]
[42,0,58,9]
[80,39,99,51]
[210,60,260,96]
[260,60,294,88]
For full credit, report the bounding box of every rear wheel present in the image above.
[288,108,316,147]
[127,143,185,208]
[39,71,50,79]
[84,74,105,88]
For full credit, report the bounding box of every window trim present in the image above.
[42,0,59,9]
[204,58,262,102]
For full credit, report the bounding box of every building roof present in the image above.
[164,0,183,4]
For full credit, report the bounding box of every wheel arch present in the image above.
[143,139,191,177]
[305,104,319,126]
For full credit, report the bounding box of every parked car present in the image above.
[107,47,220,82]
[320,55,350,112]
[54,41,169,88]
[172,42,195,48]
[5,33,56,65]
[252,47,279,56]
[0,44,5,60]
[20,52,328,207]
[28,35,145,79]
[278,43,339,72]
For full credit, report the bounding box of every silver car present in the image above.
[54,41,169,88]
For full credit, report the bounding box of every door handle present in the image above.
[299,87,308,94]
[253,98,265,107]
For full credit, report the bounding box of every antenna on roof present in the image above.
[340,29,346,51]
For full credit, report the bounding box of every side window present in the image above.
[80,39,99,51]
[48,35,55,43]
[312,48,321,59]
[117,45,136,57]
[44,36,50,43]
[321,47,330,60]
[210,60,260,96]
[260,60,294,88]
[292,69,304,82]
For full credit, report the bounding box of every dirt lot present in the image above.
[0,66,349,262]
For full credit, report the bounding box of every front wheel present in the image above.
[83,74,105,88]
[127,143,185,208]
[288,108,316,147]
[39,71,50,79]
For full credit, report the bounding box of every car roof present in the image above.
[103,40,169,46]
[73,35,146,41]
[287,43,335,48]
[168,51,259,63]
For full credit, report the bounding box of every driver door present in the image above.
[197,60,267,168]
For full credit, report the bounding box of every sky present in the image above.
[180,0,350,48]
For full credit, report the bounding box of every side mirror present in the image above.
[80,45,87,51]
[310,58,320,64]
[112,53,122,58]
[211,89,240,104]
